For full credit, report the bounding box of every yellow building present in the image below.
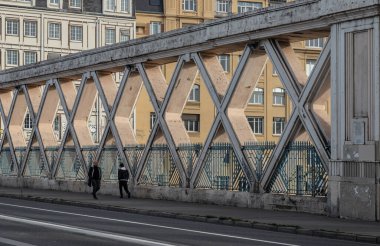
[137,1,285,145]
[134,0,325,145]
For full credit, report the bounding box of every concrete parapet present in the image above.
[0,176,327,215]
[329,161,380,221]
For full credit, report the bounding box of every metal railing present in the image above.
[196,143,250,192]
[124,145,145,177]
[267,142,327,196]
[0,141,328,196]
[138,144,181,187]
[0,147,16,176]
[243,141,276,180]
[56,146,84,180]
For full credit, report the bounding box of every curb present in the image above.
[0,193,379,245]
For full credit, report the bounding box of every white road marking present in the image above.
[0,202,300,246]
[0,236,36,246]
[0,214,175,246]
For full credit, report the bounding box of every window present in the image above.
[272,67,278,76]
[218,54,230,72]
[69,0,81,7]
[6,19,19,35]
[249,88,264,104]
[54,115,60,131]
[24,51,37,65]
[48,23,61,39]
[182,114,200,132]
[106,0,115,11]
[129,109,136,131]
[47,52,61,60]
[70,25,83,41]
[305,38,324,48]
[216,0,230,13]
[121,0,130,12]
[150,22,161,35]
[182,0,196,11]
[120,30,130,42]
[238,1,262,13]
[50,0,59,4]
[7,50,18,65]
[24,21,37,37]
[273,117,285,135]
[306,59,316,77]
[119,72,125,82]
[105,28,116,44]
[273,88,285,105]
[54,115,62,140]
[24,113,33,129]
[247,117,263,134]
[188,84,200,102]
[150,112,157,130]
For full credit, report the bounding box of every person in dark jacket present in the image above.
[88,160,102,199]
[118,163,131,198]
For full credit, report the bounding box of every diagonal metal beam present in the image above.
[298,38,331,166]
[6,88,27,176]
[20,84,51,177]
[190,47,258,190]
[53,75,88,178]
[0,94,19,176]
[92,70,132,176]
[261,111,301,190]
[261,38,332,191]
[135,58,188,187]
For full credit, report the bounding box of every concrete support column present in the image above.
[330,17,380,221]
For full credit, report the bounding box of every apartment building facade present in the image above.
[133,0,325,145]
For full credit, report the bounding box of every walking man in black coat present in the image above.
[118,163,131,198]
[88,160,102,199]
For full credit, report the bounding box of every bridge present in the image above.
[0,0,379,221]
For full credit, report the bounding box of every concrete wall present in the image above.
[0,176,327,215]
[329,16,380,222]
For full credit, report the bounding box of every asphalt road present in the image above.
[0,197,372,246]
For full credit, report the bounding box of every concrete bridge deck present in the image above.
[0,187,379,244]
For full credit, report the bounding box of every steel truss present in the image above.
[0,38,331,193]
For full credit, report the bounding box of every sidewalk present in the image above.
[0,186,379,244]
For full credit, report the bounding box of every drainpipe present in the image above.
[95,17,100,48]
[40,13,45,61]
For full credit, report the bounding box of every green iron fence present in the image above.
[124,145,145,177]
[24,146,48,177]
[243,141,276,180]
[0,140,328,196]
[0,147,16,175]
[177,143,202,177]
[138,144,181,187]
[98,145,120,181]
[56,146,85,180]
[267,142,328,196]
[196,143,250,192]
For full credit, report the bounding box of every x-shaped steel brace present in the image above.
[190,45,258,191]
[92,69,133,176]
[135,56,189,187]
[261,38,331,190]
[21,84,52,178]
[0,89,19,176]
[53,74,90,178]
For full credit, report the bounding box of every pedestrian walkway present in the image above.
[0,186,379,244]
